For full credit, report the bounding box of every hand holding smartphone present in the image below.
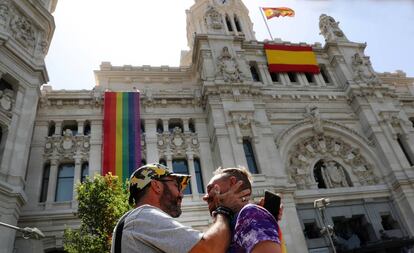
[263,190,281,221]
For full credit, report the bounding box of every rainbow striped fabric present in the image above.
[264,44,320,74]
[103,92,141,182]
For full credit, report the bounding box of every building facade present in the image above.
[1,0,414,252]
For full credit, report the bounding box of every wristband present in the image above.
[212,206,234,220]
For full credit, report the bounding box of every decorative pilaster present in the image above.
[186,153,199,199]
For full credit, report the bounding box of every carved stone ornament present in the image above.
[204,5,223,30]
[0,88,14,114]
[319,14,347,42]
[304,105,323,134]
[287,134,379,190]
[44,133,91,161]
[351,53,381,85]
[216,46,243,82]
[157,129,200,158]
[0,0,10,29]
[10,14,36,49]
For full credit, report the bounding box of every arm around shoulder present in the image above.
[189,214,231,253]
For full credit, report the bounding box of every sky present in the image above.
[45,0,414,90]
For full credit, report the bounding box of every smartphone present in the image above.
[264,190,281,221]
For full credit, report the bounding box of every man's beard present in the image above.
[160,184,182,218]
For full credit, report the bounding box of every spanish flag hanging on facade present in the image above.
[264,44,320,74]
[103,92,141,182]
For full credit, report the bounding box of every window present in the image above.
[81,162,89,183]
[303,221,322,239]
[287,72,297,83]
[159,159,167,166]
[234,15,242,32]
[194,158,205,193]
[397,134,414,166]
[172,159,192,194]
[39,163,50,202]
[189,119,196,133]
[381,214,400,230]
[270,73,279,82]
[83,121,91,135]
[313,160,327,189]
[140,120,145,133]
[250,63,260,82]
[305,73,315,83]
[225,15,233,32]
[320,65,331,84]
[243,139,259,174]
[61,120,78,136]
[156,119,164,133]
[48,121,56,137]
[55,163,74,202]
[168,119,183,133]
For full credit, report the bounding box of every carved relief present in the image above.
[44,133,90,160]
[319,14,347,42]
[0,88,14,115]
[157,129,200,158]
[304,105,323,134]
[230,112,258,143]
[351,53,380,85]
[204,5,223,30]
[0,0,10,29]
[216,46,243,82]
[10,14,36,49]
[287,134,379,189]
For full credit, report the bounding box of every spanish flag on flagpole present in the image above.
[262,7,295,19]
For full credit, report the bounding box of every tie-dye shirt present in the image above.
[229,204,280,253]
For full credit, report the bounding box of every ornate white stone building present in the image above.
[1,0,414,252]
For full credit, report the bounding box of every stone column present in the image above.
[72,157,82,209]
[46,159,58,206]
[258,64,272,85]
[186,153,199,199]
[55,120,62,136]
[89,120,102,177]
[145,119,159,164]
[183,119,189,133]
[163,120,169,133]
[166,154,173,170]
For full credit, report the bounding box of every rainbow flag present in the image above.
[103,92,141,182]
[264,44,320,74]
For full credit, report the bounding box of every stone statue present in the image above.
[204,5,223,30]
[321,160,350,188]
[304,105,323,134]
[319,14,347,42]
[351,53,380,85]
[217,46,243,82]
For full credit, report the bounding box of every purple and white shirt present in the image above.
[229,204,280,253]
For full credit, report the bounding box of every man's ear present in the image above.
[150,180,162,194]
[229,176,238,186]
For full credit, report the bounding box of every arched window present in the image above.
[48,121,56,137]
[189,119,196,133]
[81,162,89,183]
[250,63,260,82]
[225,15,233,32]
[168,119,183,133]
[243,139,259,174]
[234,15,242,32]
[172,159,192,195]
[194,158,205,193]
[61,120,78,136]
[55,163,74,202]
[156,119,164,133]
[39,163,50,202]
[83,121,91,135]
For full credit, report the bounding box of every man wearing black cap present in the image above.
[112,163,250,253]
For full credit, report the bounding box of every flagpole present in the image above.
[259,7,274,41]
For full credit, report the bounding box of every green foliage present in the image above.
[64,174,131,253]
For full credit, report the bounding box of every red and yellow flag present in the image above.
[262,7,295,19]
[264,44,320,74]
